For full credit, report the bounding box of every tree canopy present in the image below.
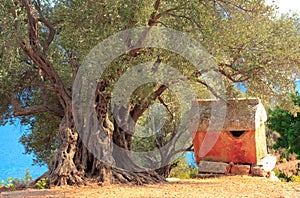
[0,0,299,186]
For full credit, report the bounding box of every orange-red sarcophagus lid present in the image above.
[191,98,268,164]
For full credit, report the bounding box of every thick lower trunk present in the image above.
[112,118,138,171]
[46,95,165,186]
[74,138,114,184]
[48,121,164,185]
[155,165,171,178]
[112,109,166,183]
[48,115,84,186]
[47,114,115,186]
[112,169,165,185]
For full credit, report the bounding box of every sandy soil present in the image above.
[1,176,300,198]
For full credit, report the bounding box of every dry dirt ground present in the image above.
[1,176,300,198]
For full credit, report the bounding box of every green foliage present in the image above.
[169,156,198,179]
[36,178,49,189]
[278,149,295,162]
[19,113,60,166]
[0,168,32,190]
[133,90,181,151]
[282,158,288,164]
[273,169,289,182]
[24,168,32,182]
[274,162,300,182]
[274,169,300,182]
[0,180,4,188]
[267,94,300,157]
[291,175,300,182]
[5,177,16,191]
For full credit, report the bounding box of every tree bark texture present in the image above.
[47,81,165,186]
[15,0,166,186]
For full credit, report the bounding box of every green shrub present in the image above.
[0,168,33,191]
[6,177,16,191]
[169,157,198,179]
[24,168,32,183]
[267,95,300,158]
[0,177,17,190]
[0,180,4,188]
[291,175,300,182]
[282,158,288,163]
[274,163,300,183]
[36,178,49,189]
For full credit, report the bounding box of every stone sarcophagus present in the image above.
[192,98,268,164]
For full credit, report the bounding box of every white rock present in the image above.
[256,155,277,172]
[166,178,180,182]
[268,171,281,182]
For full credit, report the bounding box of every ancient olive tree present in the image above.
[0,0,299,186]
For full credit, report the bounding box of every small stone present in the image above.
[251,166,267,177]
[231,164,250,175]
[226,163,232,173]
[166,178,180,182]
[199,161,229,174]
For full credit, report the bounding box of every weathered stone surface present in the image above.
[251,166,268,177]
[231,164,251,175]
[193,131,260,164]
[191,98,267,131]
[192,98,268,164]
[226,163,232,173]
[251,155,277,177]
[256,155,276,172]
[199,161,229,174]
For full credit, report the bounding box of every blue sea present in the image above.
[0,81,299,181]
[0,124,48,181]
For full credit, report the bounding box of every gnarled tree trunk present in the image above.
[47,81,165,186]
[48,114,84,186]
[16,0,167,186]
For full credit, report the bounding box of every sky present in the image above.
[265,0,300,14]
